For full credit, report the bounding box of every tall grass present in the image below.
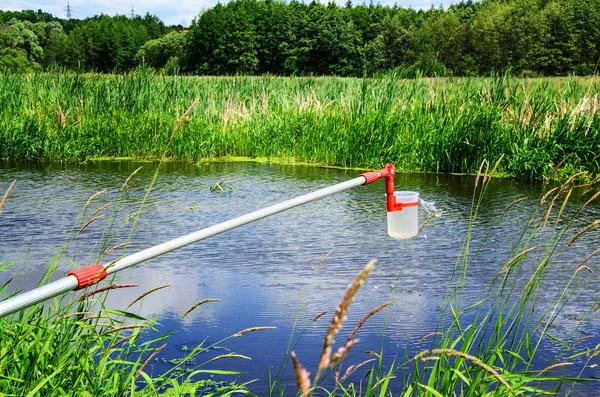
[1,70,600,180]
[284,162,600,396]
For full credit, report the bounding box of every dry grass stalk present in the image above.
[571,335,594,346]
[501,247,537,273]
[83,315,112,322]
[122,211,142,227]
[567,220,600,246]
[56,103,70,128]
[87,203,110,221]
[181,298,220,319]
[103,334,135,357]
[588,172,600,185]
[418,332,443,343]
[484,154,504,185]
[58,311,92,320]
[577,248,600,269]
[170,97,200,142]
[502,197,528,216]
[0,179,16,216]
[555,189,572,226]
[546,154,574,182]
[418,210,441,234]
[291,352,311,397]
[106,241,131,253]
[136,343,167,378]
[85,189,106,209]
[330,339,360,367]
[346,301,392,344]
[541,198,555,229]
[419,356,441,362]
[100,324,149,336]
[537,362,573,376]
[371,376,396,391]
[210,353,251,362]
[233,326,276,337]
[475,160,486,187]
[77,214,105,235]
[77,283,139,301]
[540,187,559,205]
[481,160,490,186]
[311,311,328,323]
[318,259,376,373]
[591,344,600,358]
[574,265,593,275]
[413,348,512,391]
[318,250,333,271]
[127,284,171,308]
[584,191,600,208]
[340,358,376,381]
[364,350,380,358]
[562,171,587,187]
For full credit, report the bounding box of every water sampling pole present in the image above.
[0,164,419,318]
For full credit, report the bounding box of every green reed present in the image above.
[1,70,599,181]
[283,162,600,396]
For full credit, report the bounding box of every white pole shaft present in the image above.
[0,176,368,318]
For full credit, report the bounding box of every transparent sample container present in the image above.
[387,191,419,239]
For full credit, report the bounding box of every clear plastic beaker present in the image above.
[387,191,419,239]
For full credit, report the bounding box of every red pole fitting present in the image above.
[361,164,413,212]
[68,264,107,290]
[360,163,395,185]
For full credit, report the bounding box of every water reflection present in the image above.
[1,160,599,395]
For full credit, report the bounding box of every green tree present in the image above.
[286,1,362,76]
[136,31,187,69]
[184,1,258,75]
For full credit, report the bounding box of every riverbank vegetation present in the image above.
[2,0,600,77]
[1,71,599,181]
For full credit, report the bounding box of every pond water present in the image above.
[1,161,599,395]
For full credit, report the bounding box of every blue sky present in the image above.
[2,0,448,27]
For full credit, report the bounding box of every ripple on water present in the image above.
[1,161,599,396]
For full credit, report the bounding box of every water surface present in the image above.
[1,161,599,395]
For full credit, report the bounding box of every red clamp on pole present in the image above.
[360,163,395,185]
[68,264,107,290]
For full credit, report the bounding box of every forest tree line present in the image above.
[2,0,600,77]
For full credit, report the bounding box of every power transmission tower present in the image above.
[64,2,72,19]
[129,6,135,19]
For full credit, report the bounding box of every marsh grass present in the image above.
[281,160,600,397]
[1,71,600,181]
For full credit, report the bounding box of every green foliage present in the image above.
[4,0,600,76]
[136,31,187,70]
[1,71,600,181]
[0,48,30,72]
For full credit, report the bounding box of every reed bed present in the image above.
[278,165,600,397]
[1,70,600,180]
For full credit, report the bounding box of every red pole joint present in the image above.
[68,264,107,290]
[359,163,395,185]
[385,164,418,212]
[361,164,414,212]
